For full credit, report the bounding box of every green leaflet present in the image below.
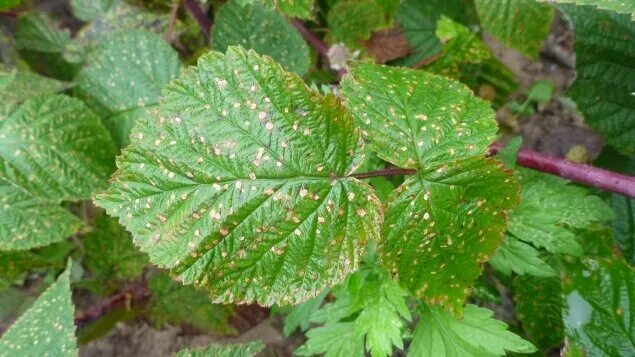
[174,341,265,357]
[83,214,148,281]
[559,5,635,154]
[0,69,68,113]
[475,0,554,59]
[96,47,381,306]
[0,95,115,250]
[76,30,181,147]
[213,0,311,76]
[326,0,391,48]
[283,290,327,336]
[147,274,234,334]
[514,275,564,350]
[409,304,536,357]
[0,261,76,356]
[296,269,410,357]
[562,258,635,356]
[341,63,519,314]
[507,169,614,257]
[490,237,557,277]
[394,0,477,67]
[539,0,635,19]
[70,0,116,22]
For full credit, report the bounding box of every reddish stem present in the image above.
[75,281,151,329]
[292,19,346,79]
[183,0,212,42]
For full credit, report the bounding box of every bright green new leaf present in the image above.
[147,274,234,334]
[174,341,265,357]
[0,261,76,356]
[562,258,635,356]
[558,5,635,154]
[296,322,364,357]
[507,169,614,257]
[70,0,116,22]
[539,0,635,19]
[326,0,388,48]
[341,63,519,314]
[475,0,554,59]
[490,237,557,277]
[96,47,381,306]
[409,304,536,356]
[514,275,564,349]
[76,30,180,147]
[214,0,311,76]
[83,214,148,281]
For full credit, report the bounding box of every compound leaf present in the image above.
[341,63,519,314]
[475,0,554,59]
[96,47,381,306]
[214,0,311,76]
[76,30,180,147]
[0,261,76,356]
[409,304,536,357]
[174,341,264,357]
[559,5,635,154]
[562,258,635,356]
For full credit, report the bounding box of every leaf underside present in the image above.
[96,47,382,306]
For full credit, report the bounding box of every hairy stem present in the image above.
[183,0,212,43]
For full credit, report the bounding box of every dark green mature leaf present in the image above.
[609,194,635,264]
[540,0,635,19]
[96,47,381,306]
[559,5,635,154]
[341,63,518,314]
[83,214,148,281]
[562,258,635,356]
[147,274,234,333]
[174,341,265,357]
[507,170,614,257]
[0,261,76,356]
[475,0,554,59]
[394,0,476,67]
[326,0,389,49]
[409,304,536,356]
[70,0,116,22]
[490,237,556,277]
[214,0,311,76]
[514,275,564,349]
[76,30,180,147]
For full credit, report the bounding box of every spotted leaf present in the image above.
[341,63,518,314]
[95,47,382,306]
[0,260,76,356]
[175,341,264,357]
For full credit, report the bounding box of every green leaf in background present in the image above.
[409,304,536,356]
[213,0,311,76]
[394,0,476,67]
[558,5,635,154]
[562,258,635,356]
[0,68,68,113]
[475,0,554,59]
[70,0,116,22]
[609,194,635,264]
[147,274,234,334]
[96,47,381,306]
[83,214,148,281]
[514,275,564,350]
[283,290,327,336]
[539,0,635,20]
[174,341,265,357]
[0,250,46,282]
[341,63,519,314]
[507,169,614,257]
[76,30,180,147]
[296,269,410,357]
[0,0,21,11]
[265,0,315,19]
[490,238,557,277]
[0,261,76,356]
[326,0,390,49]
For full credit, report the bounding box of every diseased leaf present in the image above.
[213,0,311,76]
[507,169,614,257]
[83,214,148,281]
[70,0,116,22]
[475,0,554,59]
[514,275,564,349]
[562,258,635,356]
[539,0,635,19]
[341,63,518,314]
[96,47,381,306]
[147,274,234,334]
[0,261,76,356]
[76,30,180,147]
[559,5,635,154]
[409,304,536,356]
[490,237,557,277]
[266,0,314,19]
[174,341,264,357]
[0,69,68,112]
